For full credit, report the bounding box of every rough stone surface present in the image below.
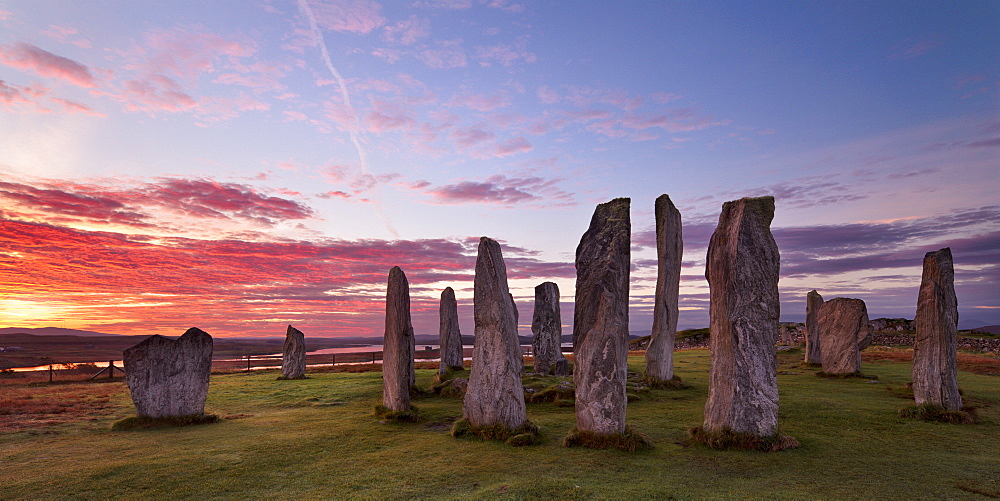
[439,287,464,373]
[123,327,213,418]
[804,290,824,364]
[913,248,962,410]
[573,198,631,435]
[646,194,682,381]
[703,196,780,437]
[531,282,564,374]
[281,324,307,379]
[818,297,872,374]
[553,358,571,376]
[382,266,415,412]
[463,237,528,430]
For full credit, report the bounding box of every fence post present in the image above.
[108,360,115,379]
[332,354,336,367]
[49,364,53,383]
[372,352,376,364]
[247,355,251,372]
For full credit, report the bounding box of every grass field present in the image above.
[1,348,998,499]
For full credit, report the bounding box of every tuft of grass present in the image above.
[898,403,978,424]
[686,426,799,452]
[111,414,221,431]
[639,374,687,390]
[526,383,575,403]
[816,371,878,380]
[800,362,823,369]
[450,418,539,446]
[374,404,420,423]
[563,425,653,452]
[275,375,308,381]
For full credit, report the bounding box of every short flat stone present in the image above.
[282,324,307,379]
[439,287,464,373]
[531,281,563,374]
[123,327,213,418]
[818,297,872,374]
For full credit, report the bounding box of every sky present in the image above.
[0,0,997,339]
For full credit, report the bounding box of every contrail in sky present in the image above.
[296,0,400,239]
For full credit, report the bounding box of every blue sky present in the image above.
[0,1,997,337]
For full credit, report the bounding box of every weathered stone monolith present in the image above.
[439,287,463,373]
[804,290,824,365]
[818,297,872,374]
[702,196,781,437]
[913,248,962,410]
[531,281,563,374]
[123,327,213,418]
[645,194,682,382]
[462,237,528,431]
[382,266,414,412]
[281,324,306,379]
[572,197,631,435]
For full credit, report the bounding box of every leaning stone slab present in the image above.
[818,297,872,374]
[699,196,788,445]
[439,287,464,373]
[912,248,962,410]
[123,327,213,418]
[531,281,563,374]
[804,290,824,365]
[571,198,633,439]
[281,324,307,379]
[458,237,534,443]
[381,266,415,415]
[645,194,683,383]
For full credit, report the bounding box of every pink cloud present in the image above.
[418,39,467,69]
[475,39,536,67]
[452,127,495,147]
[487,0,526,13]
[447,92,510,111]
[0,42,96,88]
[411,174,573,207]
[537,86,559,104]
[382,15,430,45]
[493,136,532,157]
[412,0,472,8]
[50,97,104,116]
[0,9,12,22]
[309,0,385,34]
[364,110,416,132]
[122,74,198,113]
[889,36,943,59]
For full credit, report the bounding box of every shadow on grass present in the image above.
[451,418,539,446]
[111,414,221,431]
[563,425,653,452]
[374,404,421,423]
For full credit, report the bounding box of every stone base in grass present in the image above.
[816,371,878,380]
[898,403,977,424]
[450,418,539,446]
[374,404,420,423]
[562,425,653,452]
[275,375,308,381]
[687,426,799,452]
[639,374,686,390]
[112,413,221,431]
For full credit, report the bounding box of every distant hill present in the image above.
[972,325,1000,335]
[0,327,122,337]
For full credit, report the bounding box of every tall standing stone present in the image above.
[382,266,415,412]
[913,248,962,410]
[439,287,464,373]
[702,196,780,437]
[573,198,631,435]
[123,327,213,418]
[531,281,564,374]
[804,290,824,365]
[645,194,683,382]
[281,325,307,379]
[817,297,872,374]
[463,237,528,430]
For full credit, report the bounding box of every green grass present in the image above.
[1,350,998,499]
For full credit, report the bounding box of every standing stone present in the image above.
[913,248,962,410]
[818,297,872,374]
[463,237,528,430]
[573,198,630,435]
[439,287,464,373]
[645,194,683,382]
[281,325,307,379]
[531,281,564,374]
[123,327,213,418]
[804,290,824,364]
[382,266,415,412]
[703,196,780,437]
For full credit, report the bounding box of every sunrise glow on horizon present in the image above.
[1,1,997,338]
